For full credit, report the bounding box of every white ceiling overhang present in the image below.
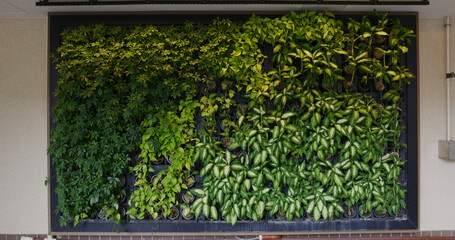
[35,0,429,6]
[1,0,454,18]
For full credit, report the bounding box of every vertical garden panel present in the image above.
[48,12,418,233]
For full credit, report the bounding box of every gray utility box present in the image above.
[439,140,455,160]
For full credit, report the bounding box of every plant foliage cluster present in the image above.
[49,11,414,226]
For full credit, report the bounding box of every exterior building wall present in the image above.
[419,17,455,231]
[0,16,454,234]
[0,18,48,234]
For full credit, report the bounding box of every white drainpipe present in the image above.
[439,17,455,160]
[446,16,451,141]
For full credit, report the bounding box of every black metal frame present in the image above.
[38,0,429,6]
[48,12,419,233]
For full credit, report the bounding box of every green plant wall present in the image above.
[49,11,414,226]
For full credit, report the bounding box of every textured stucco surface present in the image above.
[418,18,455,231]
[0,18,48,234]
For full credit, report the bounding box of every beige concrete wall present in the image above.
[419,18,455,231]
[0,16,455,234]
[0,18,48,234]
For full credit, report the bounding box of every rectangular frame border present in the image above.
[47,11,419,235]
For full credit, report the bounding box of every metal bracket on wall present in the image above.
[439,140,455,160]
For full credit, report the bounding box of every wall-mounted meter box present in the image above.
[439,140,455,160]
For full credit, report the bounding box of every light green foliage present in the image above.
[128,99,199,219]
[344,11,415,86]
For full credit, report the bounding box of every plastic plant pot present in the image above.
[373,208,388,218]
[168,206,180,220]
[182,192,195,203]
[343,204,358,218]
[359,81,371,91]
[275,209,286,220]
[375,80,385,91]
[150,174,162,185]
[151,156,165,165]
[98,207,109,220]
[182,207,194,220]
[359,209,372,218]
[343,79,356,91]
[183,175,196,188]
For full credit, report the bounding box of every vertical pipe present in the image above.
[446,16,451,141]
